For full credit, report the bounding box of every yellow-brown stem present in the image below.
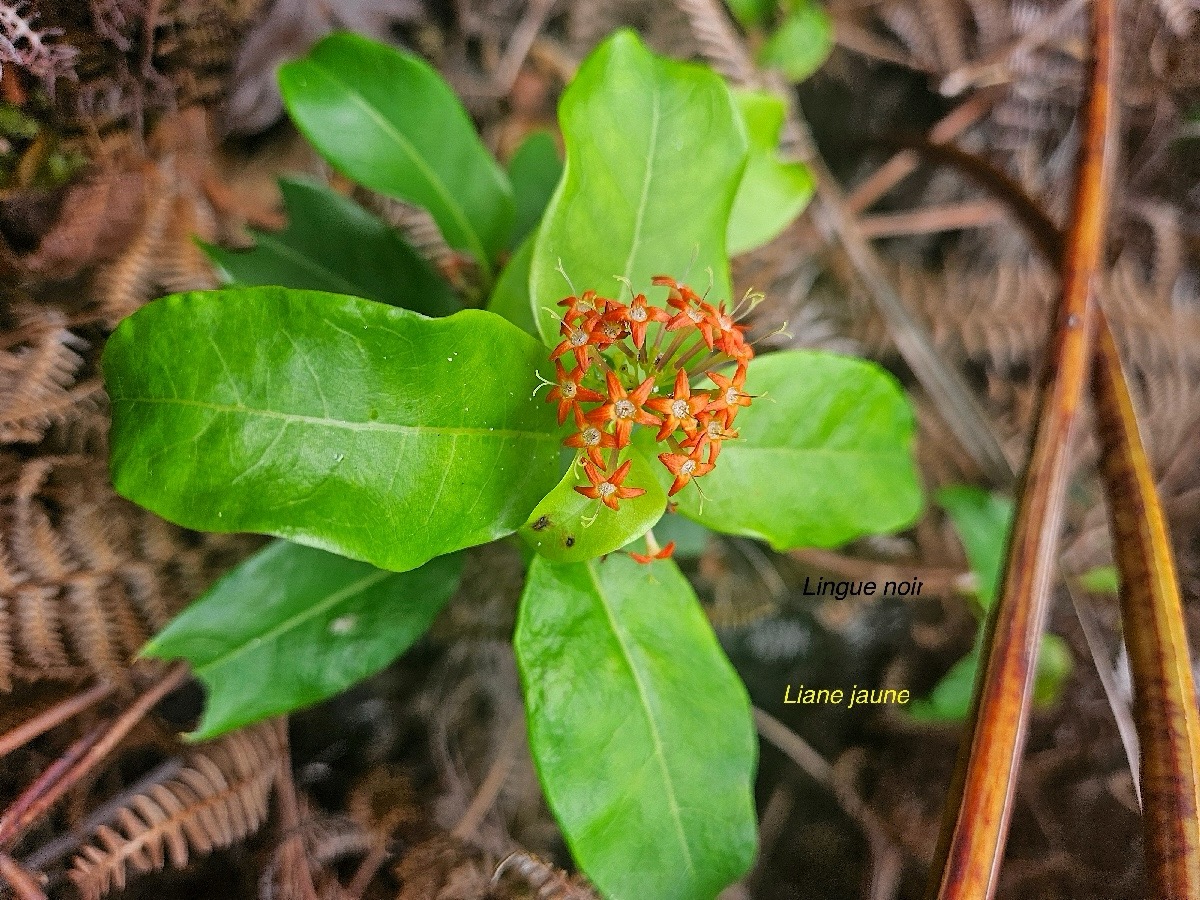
[1092,308,1200,897]
[926,0,1115,893]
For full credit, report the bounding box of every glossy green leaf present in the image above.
[908,634,1073,722]
[936,485,1013,611]
[519,444,666,563]
[104,288,559,573]
[726,0,777,28]
[669,351,922,549]
[145,541,461,740]
[516,554,757,900]
[203,177,458,317]
[508,130,563,249]
[278,32,514,274]
[531,30,748,343]
[728,91,814,255]
[758,0,834,82]
[486,234,538,336]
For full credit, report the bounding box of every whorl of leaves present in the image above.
[68,721,284,900]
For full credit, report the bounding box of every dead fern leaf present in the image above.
[0,452,259,686]
[0,308,91,445]
[492,852,601,900]
[68,720,284,900]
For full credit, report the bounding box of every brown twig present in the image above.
[0,681,114,761]
[0,664,188,851]
[452,717,524,840]
[493,0,558,94]
[925,0,1116,893]
[857,201,1005,240]
[846,93,995,215]
[882,136,1063,261]
[270,718,319,900]
[754,708,912,891]
[0,853,47,900]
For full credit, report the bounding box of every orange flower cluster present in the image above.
[546,275,756,513]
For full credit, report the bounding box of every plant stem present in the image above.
[926,0,1115,893]
[0,681,114,761]
[1092,307,1200,895]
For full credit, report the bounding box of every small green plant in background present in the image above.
[726,0,835,83]
[908,486,1074,722]
[104,29,919,900]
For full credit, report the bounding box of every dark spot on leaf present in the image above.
[532,515,550,531]
[564,535,576,547]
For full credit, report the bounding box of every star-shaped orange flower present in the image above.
[574,459,646,511]
[645,368,709,441]
[545,360,605,426]
[585,371,660,447]
[705,364,752,426]
[658,445,715,496]
[563,421,618,467]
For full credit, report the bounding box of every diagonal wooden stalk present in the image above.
[926,0,1116,893]
[863,34,1200,899]
[1092,307,1200,896]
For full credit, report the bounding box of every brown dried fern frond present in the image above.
[839,257,1200,380]
[0,304,93,445]
[67,720,285,900]
[0,452,259,687]
[492,852,601,900]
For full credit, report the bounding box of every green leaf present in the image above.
[0,103,40,139]
[104,288,560,573]
[531,30,748,344]
[507,130,563,249]
[1033,634,1073,704]
[1077,564,1120,594]
[633,512,713,559]
[758,1,834,82]
[726,0,777,28]
[516,554,757,900]
[145,541,461,740]
[727,91,814,255]
[278,32,514,274]
[908,634,1073,722]
[486,234,538,337]
[519,444,666,563]
[936,486,1013,611]
[669,351,922,549]
[203,177,458,317]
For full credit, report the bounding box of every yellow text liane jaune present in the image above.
[782,685,911,709]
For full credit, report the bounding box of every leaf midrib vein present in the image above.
[619,87,662,296]
[317,66,489,270]
[584,562,697,876]
[119,396,556,441]
[250,234,365,297]
[195,568,393,674]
